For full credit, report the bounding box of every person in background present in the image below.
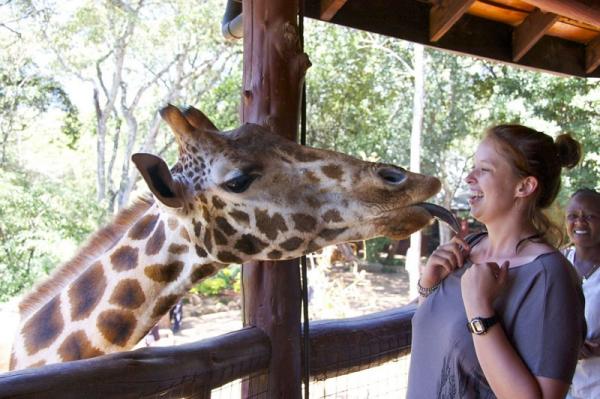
[407,125,585,398]
[563,188,600,399]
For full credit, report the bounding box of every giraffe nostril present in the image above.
[377,167,406,185]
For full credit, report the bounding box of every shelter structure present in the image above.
[240,0,600,397]
[306,0,600,77]
[1,1,599,398]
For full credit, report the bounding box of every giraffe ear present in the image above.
[132,153,184,208]
[182,106,219,132]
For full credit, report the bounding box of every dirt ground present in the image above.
[146,263,413,347]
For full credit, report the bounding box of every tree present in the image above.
[24,0,242,212]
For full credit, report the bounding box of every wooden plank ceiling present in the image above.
[306,0,600,77]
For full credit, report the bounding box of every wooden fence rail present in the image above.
[0,304,416,398]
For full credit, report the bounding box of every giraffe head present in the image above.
[132,105,457,264]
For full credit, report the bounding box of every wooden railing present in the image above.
[0,304,416,398]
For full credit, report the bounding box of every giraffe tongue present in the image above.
[416,203,460,233]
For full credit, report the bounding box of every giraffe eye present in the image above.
[223,173,257,193]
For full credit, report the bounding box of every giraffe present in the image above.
[9,104,457,370]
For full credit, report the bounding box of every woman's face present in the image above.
[566,193,600,249]
[464,137,524,224]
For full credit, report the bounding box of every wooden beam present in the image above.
[522,0,600,29]
[430,0,476,42]
[304,0,600,78]
[321,0,347,21]
[242,0,311,397]
[0,327,270,398]
[513,9,559,62]
[309,304,415,379]
[586,34,600,73]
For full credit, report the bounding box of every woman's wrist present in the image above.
[417,277,441,298]
[464,301,495,320]
[419,275,441,288]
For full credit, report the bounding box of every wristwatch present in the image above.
[466,315,498,335]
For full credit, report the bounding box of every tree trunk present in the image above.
[406,44,426,299]
[241,0,310,397]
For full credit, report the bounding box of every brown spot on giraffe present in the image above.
[110,246,139,272]
[198,193,208,204]
[216,217,236,235]
[212,196,226,209]
[319,227,348,241]
[267,250,282,260]
[292,213,317,233]
[97,309,137,347]
[303,169,321,184]
[235,234,268,255]
[109,279,146,309]
[306,240,321,253]
[151,295,179,318]
[321,164,344,180]
[168,244,189,255]
[26,360,46,369]
[217,251,243,264]
[214,229,228,245]
[229,210,250,225]
[69,262,107,321]
[255,209,288,240]
[9,352,17,370]
[23,296,64,355]
[58,331,105,362]
[191,264,217,283]
[322,209,343,223]
[202,206,211,224]
[180,227,191,242]
[144,261,184,283]
[145,221,166,256]
[167,218,179,230]
[128,213,159,240]
[193,219,202,237]
[204,230,213,253]
[280,237,304,251]
[304,195,323,209]
[195,245,208,258]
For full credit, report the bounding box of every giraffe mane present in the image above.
[18,195,156,318]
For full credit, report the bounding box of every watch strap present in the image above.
[467,315,498,335]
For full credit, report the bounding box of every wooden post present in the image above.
[241,0,310,398]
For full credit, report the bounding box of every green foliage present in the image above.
[0,59,81,163]
[0,167,104,302]
[190,266,241,297]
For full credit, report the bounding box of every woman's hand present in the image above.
[420,236,470,288]
[461,261,509,316]
[581,339,600,359]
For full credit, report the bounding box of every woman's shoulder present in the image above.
[531,248,580,284]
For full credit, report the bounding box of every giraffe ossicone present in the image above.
[9,104,457,370]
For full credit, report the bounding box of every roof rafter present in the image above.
[585,34,600,73]
[430,0,476,42]
[320,0,348,21]
[512,8,559,62]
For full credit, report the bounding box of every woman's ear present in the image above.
[515,176,538,198]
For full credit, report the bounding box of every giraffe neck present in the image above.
[11,199,218,370]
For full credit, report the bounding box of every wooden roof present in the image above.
[305,0,600,78]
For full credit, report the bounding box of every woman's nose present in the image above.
[464,171,475,184]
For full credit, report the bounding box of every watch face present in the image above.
[468,318,487,334]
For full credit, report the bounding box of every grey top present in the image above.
[407,237,585,399]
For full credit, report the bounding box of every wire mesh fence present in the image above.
[307,354,411,399]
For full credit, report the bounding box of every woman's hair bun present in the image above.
[555,133,582,169]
